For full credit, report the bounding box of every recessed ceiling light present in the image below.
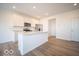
[74,3,77,6]
[12,6,16,9]
[33,6,36,8]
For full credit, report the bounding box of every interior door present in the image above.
[72,17,79,41]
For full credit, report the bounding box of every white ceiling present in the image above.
[0,3,79,19]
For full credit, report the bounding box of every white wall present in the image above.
[0,9,39,43]
[72,17,79,41]
[0,10,14,43]
[40,9,79,41]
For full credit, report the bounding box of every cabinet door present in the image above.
[72,17,79,41]
[13,15,24,26]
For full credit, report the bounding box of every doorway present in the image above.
[48,19,56,37]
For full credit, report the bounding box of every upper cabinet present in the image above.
[12,13,24,26]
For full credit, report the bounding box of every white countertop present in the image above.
[17,31,48,35]
[10,26,47,35]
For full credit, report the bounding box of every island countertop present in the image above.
[13,29,48,35]
[19,31,48,35]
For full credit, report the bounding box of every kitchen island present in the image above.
[17,31,48,55]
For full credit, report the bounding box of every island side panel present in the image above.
[23,32,48,55]
[18,32,23,55]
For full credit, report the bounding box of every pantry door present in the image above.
[72,17,79,42]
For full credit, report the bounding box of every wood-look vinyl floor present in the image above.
[0,36,79,56]
[25,37,79,56]
[0,41,21,56]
